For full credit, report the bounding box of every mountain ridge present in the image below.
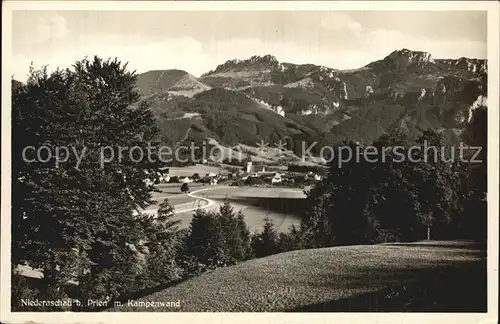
[140,49,486,79]
[132,48,487,165]
[136,69,211,97]
[12,49,488,166]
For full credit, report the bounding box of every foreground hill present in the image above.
[136,69,211,97]
[107,241,485,312]
[136,49,487,162]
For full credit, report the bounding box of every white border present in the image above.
[1,2,499,324]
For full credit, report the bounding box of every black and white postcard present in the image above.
[1,1,498,324]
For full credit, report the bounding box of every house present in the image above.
[246,161,253,174]
[271,173,282,184]
[301,109,313,116]
[300,104,320,116]
[159,175,171,183]
[246,161,266,174]
[271,177,282,184]
[271,105,285,117]
[305,172,323,182]
[180,176,193,184]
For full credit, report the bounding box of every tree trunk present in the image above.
[427,224,431,241]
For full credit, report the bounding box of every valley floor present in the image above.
[106,240,486,312]
[149,184,306,232]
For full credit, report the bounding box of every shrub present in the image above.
[288,163,326,174]
[12,267,73,311]
[246,177,266,186]
[11,269,39,311]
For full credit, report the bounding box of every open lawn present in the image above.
[199,187,306,199]
[151,194,195,206]
[106,241,486,312]
[154,183,206,195]
[168,164,229,177]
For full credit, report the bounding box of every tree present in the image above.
[236,211,253,260]
[277,224,302,252]
[300,129,462,247]
[367,130,459,241]
[463,106,487,199]
[412,130,460,239]
[218,200,245,263]
[301,141,377,247]
[251,216,280,257]
[142,199,183,286]
[460,106,487,241]
[12,57,167,304]
[181,183,190,193]
[300,180,335,248]
[180,209,228,276]
[180,202,253,276]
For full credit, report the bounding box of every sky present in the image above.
[11,10,487,81]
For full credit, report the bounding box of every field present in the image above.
[148,184,307,232]
[107,240,486,312]
[167,164,230,177]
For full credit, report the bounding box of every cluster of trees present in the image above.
[179,201,298,276]
[297,110,487,248]
[13,196,295,311]
[179,202,300,272]
[179,202,253,274]
[287,163,327,174]
[11,57,172,310]
[11,58,297,310]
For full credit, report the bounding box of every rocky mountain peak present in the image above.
[384,48,435,66]
[454,57,487,73]
[248,54,279,64]
[201,54,281,77]
[365,48,437,70]
[434,57,487,75]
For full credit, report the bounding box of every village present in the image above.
[144,159,324,189]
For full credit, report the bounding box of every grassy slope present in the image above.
[136,70,210,96]
[107,240,486,312]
